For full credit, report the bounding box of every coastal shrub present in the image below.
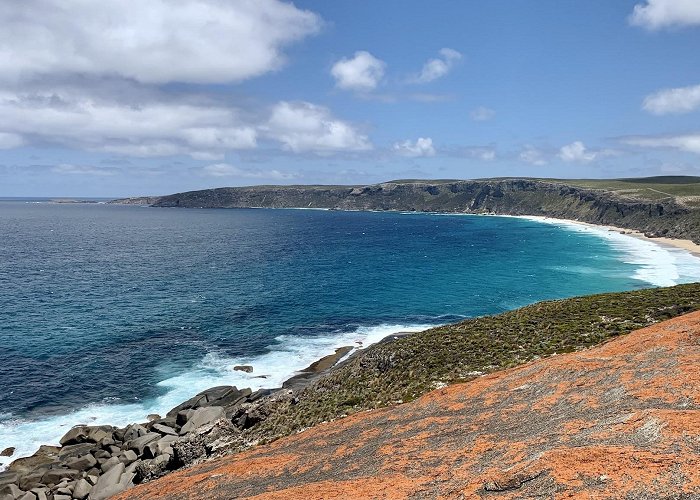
[239,283,700,447]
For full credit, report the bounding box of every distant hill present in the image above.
[112,177,700,243]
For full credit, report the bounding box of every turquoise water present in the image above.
[1,202,699,464]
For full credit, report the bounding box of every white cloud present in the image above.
[0,132,24,149]
[203,163,293,179]
[623,134,700,154]
[393,137,436,157]
[558,141,597,162]
[629,0,700,29]
[643,84,700,114]
[0,90,257,158]
[411,48,462,84]
[0,0,321,85]
[51,164,115,176]
[264,101,372,153]
[519,146,547,166]
[470,106,495,121]
[331,51,386,92]
[472,148,496,161]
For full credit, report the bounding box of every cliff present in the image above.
[111,177,700,243]
[119,309,700,499]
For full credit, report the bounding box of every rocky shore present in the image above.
[0,344,357,500]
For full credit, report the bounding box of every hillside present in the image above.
[120,308,700,499]
[111,177,700,243]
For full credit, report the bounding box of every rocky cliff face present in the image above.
[117,310,700,499]
[117,179,700,243]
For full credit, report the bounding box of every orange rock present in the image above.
[118,311,700,499]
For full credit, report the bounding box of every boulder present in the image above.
[16,492,35,500]
[126,432,161,456]
[155,436,178,456]
[93,450,110,460]
[175,410,194,427]
[86,427,114,444]
[53,496,71,500]
[146,414,161,422]
[58,443,95,461]
[59,426,90,446]
[99,456,121,473]
[89,462,124,500]
[166,386,240,417]
[72,478,91,500]
[179,406,225,435]
[41,469,80,486]
[8,446,60,475]
[233,365,253,373]
[0,484,22,499]
[0,448,14,458]
[248,388,272,403]
[151,424,178,436]
[118,450,138,465]
[0,472,19,486]
[53,487,72,496]
[29,487,48,500]
[121,424,146,443]
[18,471,45,491]
[64,454,97,471]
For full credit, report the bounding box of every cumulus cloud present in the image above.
[410,48,462,84]
[264,101,372,153]
[331,51,386,92]
[0,0,321,85]
[393,137,436,157]
[519,146,547,166]
[470,106,496,121]
[629,0,700,29]
[202,163,293,179]
[643,84,700,114]
[623,134,700,154]
[558,141,598,162]
[0,90,257,158]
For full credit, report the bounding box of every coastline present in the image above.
[521,215,700,257]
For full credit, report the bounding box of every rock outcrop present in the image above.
[119,311,700,499]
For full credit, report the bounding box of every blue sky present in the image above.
[1,0,700,196]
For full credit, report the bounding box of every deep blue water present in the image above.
[1,201,699,463]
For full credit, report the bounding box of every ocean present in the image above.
[2,201,700,466]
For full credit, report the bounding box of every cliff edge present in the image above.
[119,310,700,499]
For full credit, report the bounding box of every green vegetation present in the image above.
[542,176,700,201]
[246,283,700,443]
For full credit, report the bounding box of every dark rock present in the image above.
[233,365,253,373]
[41,469,80,486]
[53,487,72,496]
[146,414,161,422]
[17,492,35,500]
[53,495,72,500]
[90,462,125,500]
[99,456,121,472]
[248,388,272,402]
[175,409,194,427]
[126,432,161,456]
[179,406,225,434]
[0,483,22,499]
[57,443,95,461]
[72,478,91,500]
[122,424,146,443]
[167,386,244,417]
[112,427,126,443]
[151,424,178,436]
[148,417,177,430]
[86,426,114,443]
[58,426,90,446]
[64,453,96,471]
[118,450,138,465]
[107,445,121,455]
[29,487,48,500]
[0,448,14,458]
[18,471,45,491]
[92,450,110,460]
[0,471,19,486]
[8,446,60,474]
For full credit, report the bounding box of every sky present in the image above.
[1,0,700,197]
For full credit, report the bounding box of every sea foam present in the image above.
[0,322,430,470]
[519,216,700,287]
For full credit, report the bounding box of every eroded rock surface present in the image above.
[119,311,700,499]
